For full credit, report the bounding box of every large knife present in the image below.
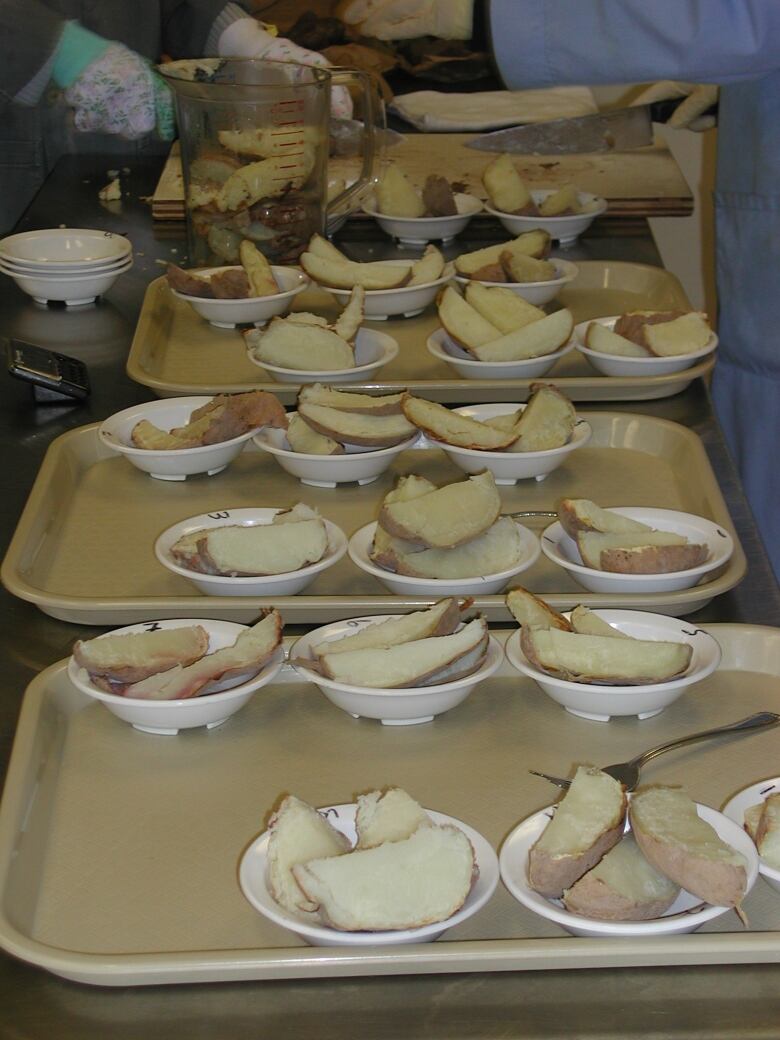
[466,100,686,154]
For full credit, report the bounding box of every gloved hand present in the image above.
[217,19,354,119]
[339,0,474,40]
[53,22,174,139]
[631,81,719,131]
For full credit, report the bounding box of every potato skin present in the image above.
[563,874,677,921]
[600,543,709,574]
[527,822,625,899]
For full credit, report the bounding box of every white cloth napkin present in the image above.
[389,87,597,131]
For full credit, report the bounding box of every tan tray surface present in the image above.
[1,413,745,626]
[126,261,713,403]
[0,624,778,986]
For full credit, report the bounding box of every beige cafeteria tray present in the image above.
[1,624,779,986]
[1,412,745,626]
[126,261,713,403]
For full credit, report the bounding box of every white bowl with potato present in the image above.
[505,609,722,722]
[248,326,399,384]
[169,265,308,329]
[574,315,719,377]
[455,258,578,305]
[486,190,607,246]
[499,798,758,938]
[363,193,483,247]
[722,778,780,894]
[290,613,503,725]
[427,326,574,380]
[541,507,734,595]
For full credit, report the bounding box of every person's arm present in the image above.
[161,0,251,58]
[488,0,780,88]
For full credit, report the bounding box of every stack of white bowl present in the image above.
[0,228,133,305]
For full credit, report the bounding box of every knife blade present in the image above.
[466,101,682,154]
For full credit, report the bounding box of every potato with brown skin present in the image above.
[557,499,654,541]
[613,310,687,345]
[166,264,215,298]
[422,174,457,216]
[438,285,502,353]
[401,394,521,450]
[378,470,501,550]
[505,586,571,632]
[296,401,416,448]
[598,541,710,575]
[297,384,405,416]
[209,267,251,299]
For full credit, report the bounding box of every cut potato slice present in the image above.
[576,529,686,565]
[355,788,431,849]
[217,153,313,211]
[379,470,500,549]
[539,184,580,216]
[613,310,686,345]
[299,252,412,290]
[293,823,476,931]
[306,233,350,264]
[743,803,764,842]
[297,402,416,447]
[438,285,502,351]
[297,384,404,416]
[569,605,630,639]
[483,154,536,214]
[471,309,573,363]
[286,413,343,455]
[502,229,552,261]
[408,243,446,286]
[247,319,354,372]
[756,794,780,869]
[642,312,712,356]
[422,174,457,216]
[286,312,329,327]
[576,531,709,573]
[454,242,507,281]
[557,499,654,540]
[563,833,680,921]
[375,165,425,218]
[239,240,279,296]
[73,625,210,685]
[371,475,439,560]
[500,251,557,284]
[630,786,748,907]
[520,626,692,684]
[333,285,365,342]
[505,587,571,632]
[314,616,488,688]
[584,322,649,357]
[528,767,627,898]
[483,409,524,432]
[197,516,328,576]
[464,281,545,333]
[508,382,575,451]
[373,516,525,579]
[401,395,521,450]
[267,794,351,914]
[312,598,461,659]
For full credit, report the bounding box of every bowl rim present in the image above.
[67,619,285,707]
[169,264,308,306]
[4,260,133,283]
[573,315,719,363]
[362,192,484,224]
[722,777,780,884]
[435,405,592,461]
[503,612,722,695]
[325,260,455,297]
[253,421,420,461]
[348,520,541,589]
[238,802,499,944]
[499,800,759,936]
[154,509,348,586]
[540,507,734,583]
[454,257,579,290]
[427,326,575,370]
[484,192,608,223]
[248,326,399,377]
[0,227,133,264]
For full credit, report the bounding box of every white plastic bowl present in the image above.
[541,507,734,595]
[291,616,504,725]
[170,265,308,329]
[99,396,259,481]
[2,257,132,305]
[454,258,579,305]
[485,191,607,246]
[0,227,132,267]
[427,326,574,380]
[154,508,348,596]
[253,418,419,488]
[363,193,483,246]
[67,618,285,735]
[348,521,541,597]
[0,252,130,275]
[499,800,758,937]
[723,778,780,894]
[504,610,722,722]
[325,260,454,320]
[248,326,398,384]
[574,315,719,377]
[430,403,591,484]
[239,803,499,944]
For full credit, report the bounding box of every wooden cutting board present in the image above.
[152,134,692,221]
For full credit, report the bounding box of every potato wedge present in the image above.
[286,413,343,455]
[470,309,573,363]
[557,499,654,540]
[500,251,557,284]
[502,229,552,261]
[630,787,748,907]
[576,531,708,573]
[166,263,214,298]
[196,515,328,576]
[285,312,329,327]
[422,174,457,216]
[642,312,712,356]
[306,233,350,264]
[299,251,412,290]
[539,184,580,216]
[576,529,686,567]
[505,586,571,632]
[520,626,692,684]
[333,285,365,342]
[379,470,500,549]
[508,382,575,451]
[454,242,508,282]
[528,767,627,898]
[297,401,416,447]
[401,394,521,450]
[73,625,210,685]
[247,319,354,371]
[239,240,279,297]
[375,164,425,218]
[297,384,404,416]
[464,281,545,333]
[482,153,536,214]
[217,154,313,212]
[569,605,630,639]
[373,516,526,579]
[371,474,438,561]
[584,322,649,357]
[613,310,686,345]
[563,834,680,921]
[312,598,461,658]
[408,243,446,286]
[355,788,431,849]
[755,793,780,869]
[438,285,502,352]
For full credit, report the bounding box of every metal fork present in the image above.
[529,711,780,792]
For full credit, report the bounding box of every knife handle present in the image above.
[648,98,718,124]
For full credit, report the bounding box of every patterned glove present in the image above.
[64,43,174,140]
[631,82,719,132]
[217,19,353,119]
[340,0,474,41]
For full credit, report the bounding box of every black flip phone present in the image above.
[6,340,90,402]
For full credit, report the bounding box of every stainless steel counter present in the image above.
[1,154,779,1037]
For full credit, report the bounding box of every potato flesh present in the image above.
[509,382,575,451]
[198,518,328,575]
[408,244,446,286]
[534,768,626,858]
[557,499,653,539]
[483,154,534,213]
[539,184,580,216]
[521,627,692,684]
[585,322,649,357]
[755,793,780,869]
[333,285,365,342]
[576,530,687,569]
[471,309,573,363]
[642,312,711,356]
[312,598,461,657]
[454,231,549,277]
[73,625,209,683]
[371,475,438,560]
[465,282,545,333]
[379,470,500,549]
[375,165,425,218]
[375,516,525,579]
[401,395,520,450]
[239,240,279,297]
[439,286,502,350]
[299,252,412,290]
[569,605,630,639]
[286,413,343,455]
[298,384,404,416]
[298,402,416,447]
[505,587,571,631]
[355,788,431,849]
[249,321,354,372]
[501,252,556,283]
